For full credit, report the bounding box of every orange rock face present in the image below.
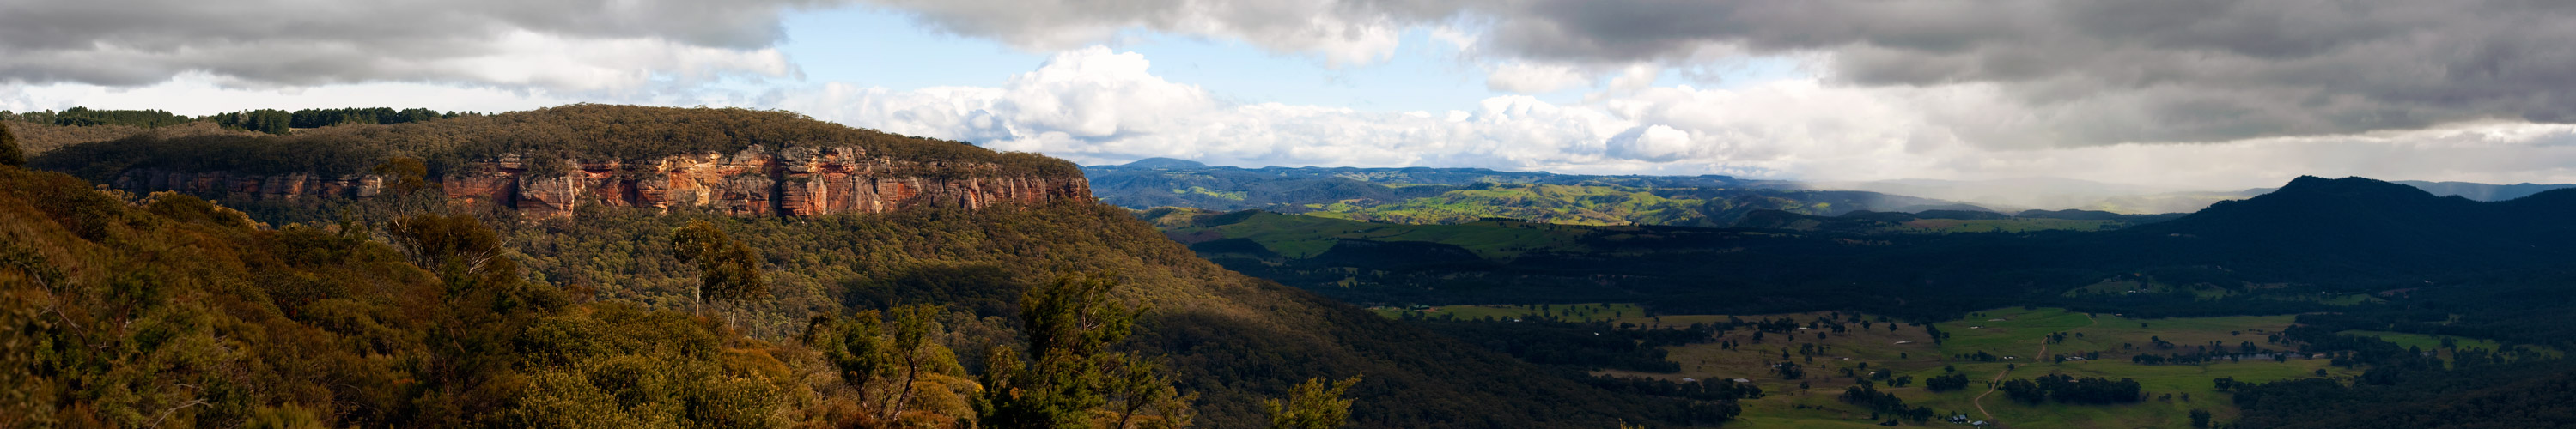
[109,146,1092,218]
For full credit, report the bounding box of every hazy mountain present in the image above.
[2392,180,2576,202]
[1812,177,2576,214]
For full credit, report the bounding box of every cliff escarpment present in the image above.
[110,146,1089,218]
[41,105,1091,217]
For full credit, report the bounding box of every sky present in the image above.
[3,0,2574,190]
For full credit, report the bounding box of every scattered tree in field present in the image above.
[2189,408,2214,428]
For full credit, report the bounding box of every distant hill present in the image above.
[1121,157,1212,169]
[2116,176,2576,281]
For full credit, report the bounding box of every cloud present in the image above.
[0,0,833,92]
[776,46,2576,191]
[858,0,1418,65]
[775,46,1632,169]
[1483,62,1587,94]
[859,0,2576,147]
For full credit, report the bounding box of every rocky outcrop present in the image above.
[107,146,1092,218]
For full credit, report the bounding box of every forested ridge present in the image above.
[27,104,1081,184]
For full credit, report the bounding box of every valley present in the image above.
[20,2,2576,428]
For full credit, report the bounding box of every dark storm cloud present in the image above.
[866,0,2576,145]
[1487,0,2576,144]
[0,0,844,87]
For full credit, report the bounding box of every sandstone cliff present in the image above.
[109,145,1091,218]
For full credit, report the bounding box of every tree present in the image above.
[0,120,21,166]
[671,220,767,317]
[884,303,945,420]
[978,272,1191,429]
[1265,376,1361,429]
[1112,359,1197,429]
[806,310,892,397]
[369,157,432,196]
[2189,408,2213,428]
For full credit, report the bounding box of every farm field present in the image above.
[1595,307,2371,428]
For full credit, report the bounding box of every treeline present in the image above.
[1998,374,2143,405]
[1,106,194,128]
[206,107,464,134]
[3,106,465,133]
[32,104,1080,182]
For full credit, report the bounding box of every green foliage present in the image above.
[213,109,295,134]
[1264,376,1361,429]
[808,309,894,394]
[1023,273,1138,358]
[209,107,458,134]
[369,156,434,196]
[672,220,770,312]
[980,273,1169,429]
[31,132,397,181]
[41,106,194,128]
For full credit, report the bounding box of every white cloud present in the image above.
[1483,62,1587,94]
